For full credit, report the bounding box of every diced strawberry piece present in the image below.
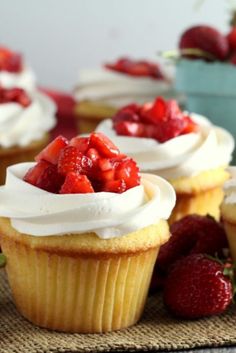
[89,132,119,157]
[86,148,100,163]
[115,158,140,189]
[150,118,186,143]
[182,116,198,134]
[0,47,22,73]
[58,146,92,176]
[69,136,90,153]
[141,97,167,124]
[35,135,69,165]
[98,169,115,182]
[114,121,145,137]
[113,104,141,124]
[103,179,126,193]
[98,158,113,171]
[23,160,52,186]
[36,164,65,193]
[0,87,31,107]
[60,173,94,194]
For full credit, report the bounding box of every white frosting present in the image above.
[74,68,171,107]
[223,166,236,204]
[0,163,176,238]
[0,92,56,148]
[96,114,235,179]
[0,65,36,92]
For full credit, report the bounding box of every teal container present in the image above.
[175,59,236,161]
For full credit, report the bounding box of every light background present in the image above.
[0,0,234,91]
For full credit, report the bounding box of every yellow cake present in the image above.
[221,167,236,262]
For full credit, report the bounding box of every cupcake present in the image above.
[74,57,176,134]
[96,97,234,224]
[0,86,56,184]
[0,132,175,333]
[0,46,36,92]
[221,167,236,262]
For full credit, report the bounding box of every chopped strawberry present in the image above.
[98,158,113,171]
[60,173,94,194]
[0,47,22,73]
[114,121,145,137]
[35,135,69,164]
[163,254,233,319]
[89,132,119,157]
[115,158,140,189]
[69,136,90,153]
[227,27,236,51]
[112,97,197,143]
[0,87,31,107]
[58,146,92,176]
[103,179,126,193]
[105,57,165,79]
[36,164,64,193]
[86,148,100,162]
[23,160,52,186]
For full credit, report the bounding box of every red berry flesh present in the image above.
[0,87,31,107]
[90,132,120,157]
[163,254,233,319]
[60,173,94,194]
[35,135,69,165]
[0,47,22,73]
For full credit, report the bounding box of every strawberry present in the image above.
[69,136,90,153]
[103,179,126,193]
[0,47,22,73]
[0,87,31,107]
[36,164,64,193]
[105,57,165,79]
[23,160,52,186]
[156,215,228,275]
[90,132,119,158]
[58,146,92,176]
[24,133,140,195]
[35,135,69,164]
[227,27,236,51]
[163,254,233,319]
[60,173,94,194]
[179,25,229,61]
[112,97,197,143]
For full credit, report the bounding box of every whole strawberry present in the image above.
[179,25,229,61]
[156,214,228,275]
[163,254,233,319]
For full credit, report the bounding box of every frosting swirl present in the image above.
[74,68,171,107]
[0,163,176,238]
[0,92,56,148]
[0,65,36,92]
[96,114,234,179]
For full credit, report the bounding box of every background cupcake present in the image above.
[74,57,178,133]
[0,45,36,92]
[0,132,175,333]
[97,97,234,223]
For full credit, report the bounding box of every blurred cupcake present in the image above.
[97,97,234,223]
[0,86,56,184]
[74,57,177,133]
[0,132,175,333]
[0,46,36,92]
[221,167,236,261]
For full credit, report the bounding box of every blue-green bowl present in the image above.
[175,59,236,162]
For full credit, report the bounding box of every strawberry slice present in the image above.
[35,135,69,164]
[113,104,140,124]
[36,164,64,193]
[23,160,52,186]
[114,121,145,137]
[0,47,22,73]
[86,148,100,163]
[90,132,119,158]
[70,136,90,153]
[115,158,140,189]
[58,146,92,176]
[103,179,126,193]
[60,173,94,194]
[0,87,31,107]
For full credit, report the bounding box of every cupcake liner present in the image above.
[169,186,224,224]
[2,236,159,333]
